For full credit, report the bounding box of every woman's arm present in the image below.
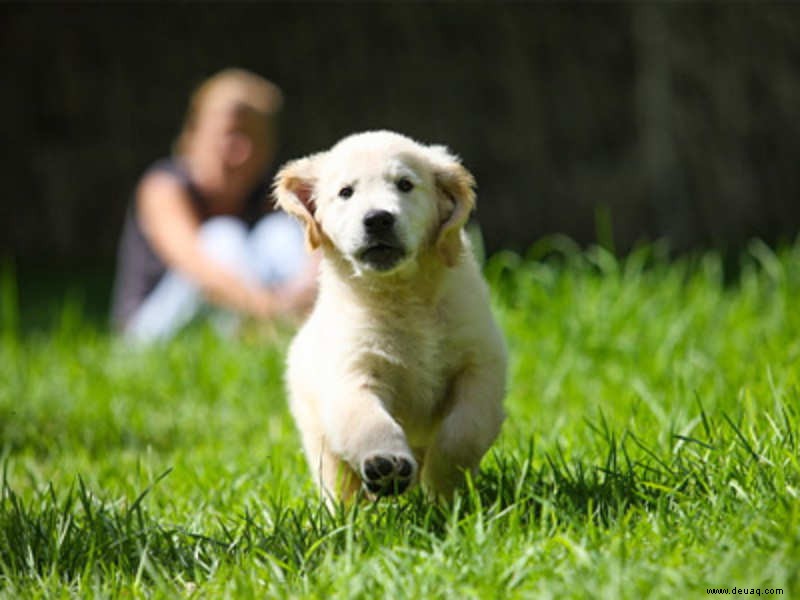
[136,171,279,318]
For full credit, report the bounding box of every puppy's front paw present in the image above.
[361,453,417,497]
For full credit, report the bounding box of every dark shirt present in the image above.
[109,158,268,330]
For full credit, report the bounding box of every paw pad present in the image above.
[361,453,416,497]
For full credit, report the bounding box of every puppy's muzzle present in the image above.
[357,209,406,271]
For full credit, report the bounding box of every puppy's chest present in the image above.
[354,317,452,422]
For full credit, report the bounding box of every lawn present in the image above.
[1,239,798,598]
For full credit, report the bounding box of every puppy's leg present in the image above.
[290,392,361,504]
[323,391,417,498]
[422,363,506,497]
[303,432,361,506]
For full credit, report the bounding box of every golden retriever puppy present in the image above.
[274,131,507,502]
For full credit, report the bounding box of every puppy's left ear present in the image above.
[428,145,476,267]
[273,153,324,250]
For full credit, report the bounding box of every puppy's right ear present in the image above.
[273,154,324,250]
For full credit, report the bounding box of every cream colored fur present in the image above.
[274,130,507,502]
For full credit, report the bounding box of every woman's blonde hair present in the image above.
[173,68,284,156]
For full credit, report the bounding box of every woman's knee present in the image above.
[249,212,307,283]
[198,216,250,268]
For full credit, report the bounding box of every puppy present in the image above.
[274,131,507,502]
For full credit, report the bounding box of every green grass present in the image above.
[1,239,799,598]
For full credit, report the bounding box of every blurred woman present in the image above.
[111,68,317,342]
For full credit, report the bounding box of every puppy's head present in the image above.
[274,131,475,274]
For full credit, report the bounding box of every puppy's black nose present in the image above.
[363,210,395,234]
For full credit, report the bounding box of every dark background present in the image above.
[3,3,800,269]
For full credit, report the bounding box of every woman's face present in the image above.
[187,100,277,206]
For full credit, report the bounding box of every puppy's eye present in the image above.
[396,178,414,193]
[338,185,354,199]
